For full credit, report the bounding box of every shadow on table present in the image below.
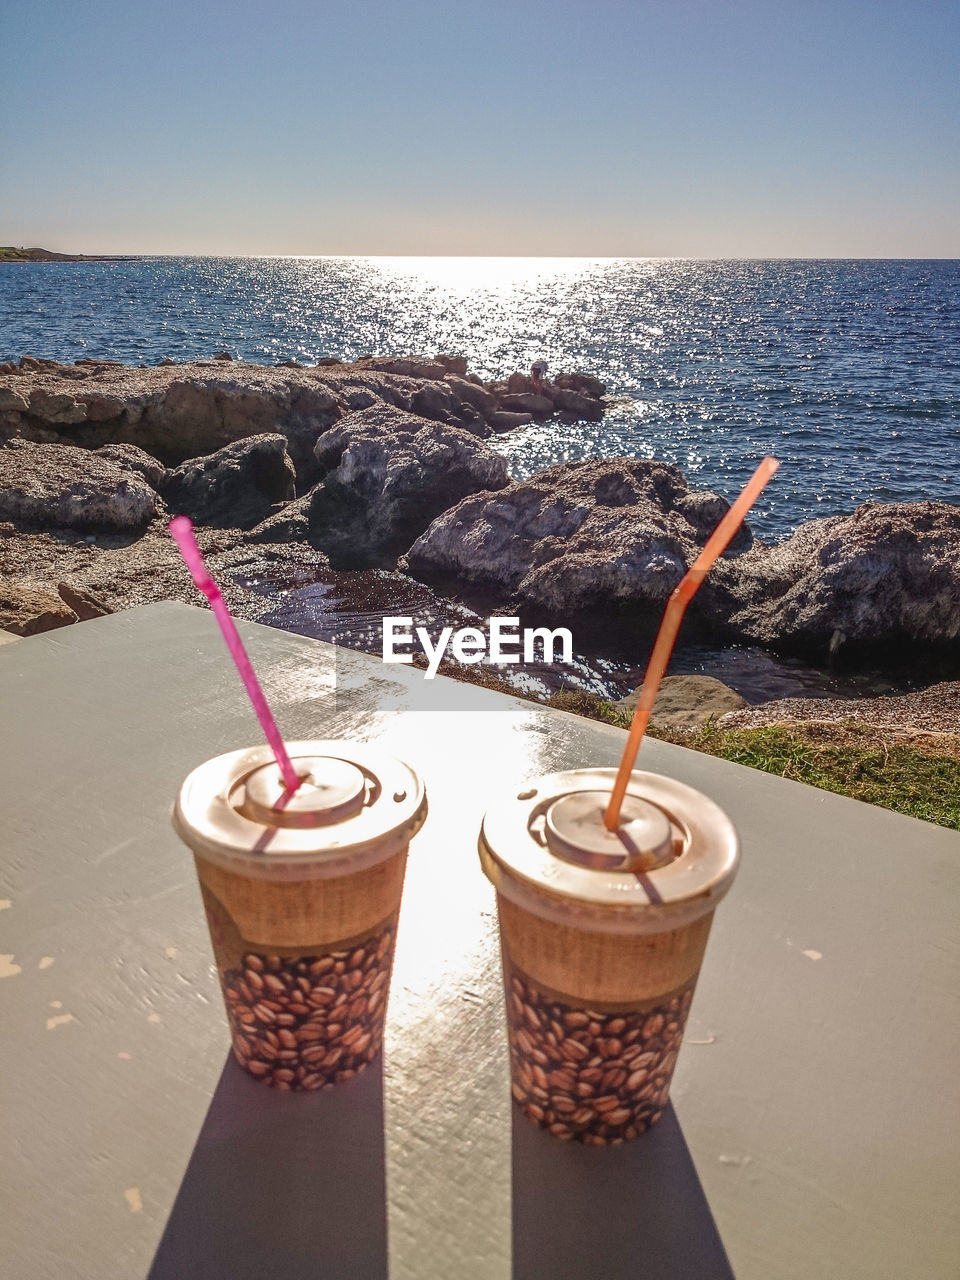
[512,1103,733,1280]
[149,1054,387,1280]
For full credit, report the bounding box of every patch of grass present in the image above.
[544,692,960,831]
[663,721,960,829]
[546,688,630,727]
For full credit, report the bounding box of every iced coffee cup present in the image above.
[173,740,427,1090]
[479,767,739,1143]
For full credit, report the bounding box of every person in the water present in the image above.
[530,359,548,392]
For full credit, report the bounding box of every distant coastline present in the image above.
[0,246,133,263]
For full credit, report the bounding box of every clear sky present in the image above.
[2,0,958,256]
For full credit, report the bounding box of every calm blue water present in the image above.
[1,256,958,541]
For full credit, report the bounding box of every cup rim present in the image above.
[173,740,427,879]
[479,768,739,933]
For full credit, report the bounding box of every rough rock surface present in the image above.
[719,681,960,737]
[489,411,533,432]
[0,356,605,479]
[499,392,554,415]
[94,443,167,489]
[56,581,112,621]
[709,500,960,656]
[162,434,297,529]
[0,518,331,625]
[252,404,511,565]
[616,675,747,728]
[0,438,157,532]
[442,373,499,421]
[0,580,78,635]
[403,458,751,615]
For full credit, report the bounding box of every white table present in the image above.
[2,602,958,1278]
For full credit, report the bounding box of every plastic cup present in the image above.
[173,740,427,1090]
[479,767,739,1143]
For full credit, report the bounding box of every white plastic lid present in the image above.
[173,740,427,877]
[479,768,739,934]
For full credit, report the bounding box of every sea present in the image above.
[2,256,958,701]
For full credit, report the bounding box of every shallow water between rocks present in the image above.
[235,564,931,708]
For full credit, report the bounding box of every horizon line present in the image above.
[4,249,959,263]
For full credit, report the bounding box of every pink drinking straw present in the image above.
[169,516,302,795]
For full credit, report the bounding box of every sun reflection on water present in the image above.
[359,255,615,293]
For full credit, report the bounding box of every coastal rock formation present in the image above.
[162,434,297,529]
[499,392,554,415]
[0,438,157,532]
[617,675,747,728]
[0,356,604,477]
[406,463,960,659]
[252,404,511,565]
[487,370,607,421]
[403,458,750,615]
[0,359,344,468]
[709,500,960,656]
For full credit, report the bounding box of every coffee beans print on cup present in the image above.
[221,926,395,1090]
[506,968,694,1143]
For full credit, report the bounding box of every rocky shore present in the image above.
[2,352,959,730]
[0,352,605,629]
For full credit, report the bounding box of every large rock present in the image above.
[485,371,607,421]
[499,392,554,415]
[551,387,604,421]
[403,458,751,614]
[162,434,297,529]
[0,581,78,636]
[442,373,499,422]
[408,380,469,425]
[154,376,337,464]
[252,404,510,565]
[0,438,158,532]
[434,354,468,377]
[56,581,112,621]
[28,389,87,425]
[355,356,448,381]
[94,442,167,489]
[488,410,533,433]
[616,675,747,728]
[709,500,960,656]
[83,394,126,422]
[554,372,606,399]
[0,388,29,413]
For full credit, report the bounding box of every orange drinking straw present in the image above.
[604,457,780,831]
